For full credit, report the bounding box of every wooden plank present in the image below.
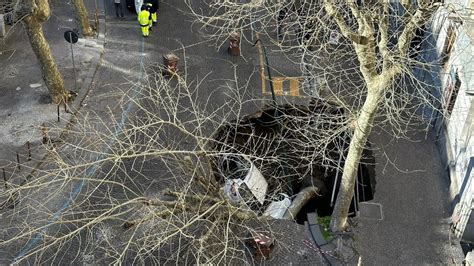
[290,78,300,96]
[272,77,284,95]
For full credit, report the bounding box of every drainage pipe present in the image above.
[283,186,320,219]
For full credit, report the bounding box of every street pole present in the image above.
[253,39,277,106]
[69,31,78,91]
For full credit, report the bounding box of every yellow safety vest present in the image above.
[138,10,150,26]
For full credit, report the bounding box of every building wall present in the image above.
[420,1,474,243]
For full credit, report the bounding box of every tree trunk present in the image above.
[73,0,94,37]
[330,86,383,232]
[24,15,67,104]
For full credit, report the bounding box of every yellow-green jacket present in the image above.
[138,9,150,26]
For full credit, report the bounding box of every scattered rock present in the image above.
[29,83,42,88]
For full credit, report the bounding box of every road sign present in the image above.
[64,30,78,44]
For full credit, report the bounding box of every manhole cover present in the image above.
[358,202,383,220]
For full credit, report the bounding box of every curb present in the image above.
[70,16,106,114]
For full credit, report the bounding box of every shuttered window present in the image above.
[442,26,456,69]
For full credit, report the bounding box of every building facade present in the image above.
[419,0,474,253]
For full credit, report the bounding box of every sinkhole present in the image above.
[209,99,376,223]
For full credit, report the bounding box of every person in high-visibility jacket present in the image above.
[144,0,158,23]
[138,5,151,37]
[145,3,153,28]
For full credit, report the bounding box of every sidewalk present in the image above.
[0,0,105,181]
[354,125,465,264]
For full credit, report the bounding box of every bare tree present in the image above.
[186,0,446,232]
[323,0,441,232]
[73,0,94,37]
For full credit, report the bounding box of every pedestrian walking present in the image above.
[114,0,124,18]
[138,5,151,37]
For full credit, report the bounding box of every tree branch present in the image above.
[379,2,391,71]
[397,2,439,58]
[323,0,368,45]
[32,0,50,22]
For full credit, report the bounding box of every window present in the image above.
[444,68,461,118]
[442,25,456,69]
